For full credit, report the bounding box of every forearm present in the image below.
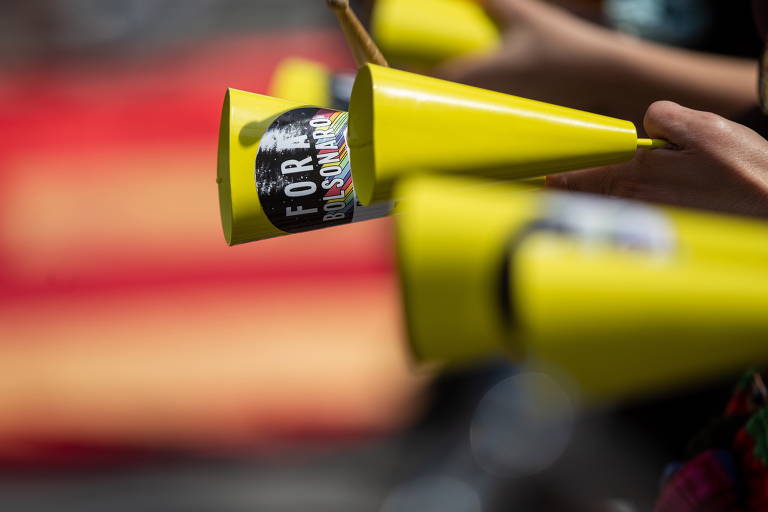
[603,35,758,125]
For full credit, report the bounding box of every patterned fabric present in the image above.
[656,370,768,511]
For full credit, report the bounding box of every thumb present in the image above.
[643,100,723,150]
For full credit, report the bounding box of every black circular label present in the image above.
[255,108,355,233]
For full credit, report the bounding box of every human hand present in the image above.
[547,101,768,219]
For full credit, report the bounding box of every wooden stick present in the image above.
[326,0,389,67]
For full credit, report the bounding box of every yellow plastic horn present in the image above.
[269,58,355,111]
[348,64,665,205]
[218,88,389,245]
[395,175,768,402]
[371,0,500,66]
[269,58,335,109]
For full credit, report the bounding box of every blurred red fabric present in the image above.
[0,29,423,467]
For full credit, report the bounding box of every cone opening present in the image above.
[217,89,234,245]
[349,64,377,206]
[394,176,514,365]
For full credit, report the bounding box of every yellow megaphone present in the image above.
[269,58,354,110]
[217,88,389,245]
[395,175,768,402]
[348,64,665,205]
[371,0,500,66]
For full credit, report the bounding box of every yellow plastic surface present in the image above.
[217,89,301,245]
[269,58,333,108]
[349,64,640,205]
[372,0,499,66]
[395,177,539,363]
[637,138,668,148]
[519,236,768,401]
[396,175,768,401]
[665,207,768,268]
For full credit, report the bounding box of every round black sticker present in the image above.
[255,108,355,233]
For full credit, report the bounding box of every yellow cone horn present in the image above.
[395,175,768,401]
[371,0,499,66]
[218,88,389,245]
[349,64,663,205]
[269,58,335,109]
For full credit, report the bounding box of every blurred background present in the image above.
[0,1,758,510]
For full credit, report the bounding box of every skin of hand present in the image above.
[436,0,757,124]
[546,101,768,219]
